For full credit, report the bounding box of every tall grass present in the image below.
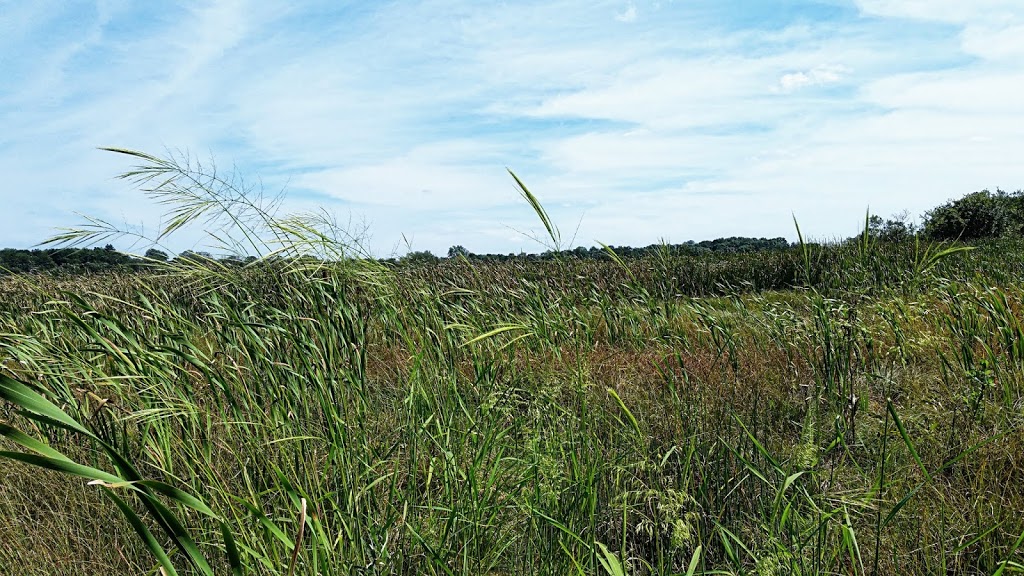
[1,149,1022,575]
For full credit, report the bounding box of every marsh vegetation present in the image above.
[1,150,1022,575]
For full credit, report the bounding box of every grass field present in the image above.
[1,157,1022,575]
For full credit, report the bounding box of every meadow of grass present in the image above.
[1,151,1022,575]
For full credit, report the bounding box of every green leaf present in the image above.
[0,422,71,461]
[137,491,215,575]
[684,545,703,576]
[734,414,781,473]
[508,169,560,250]
[221,521,244,576]
[607,387,642,439]
[462,323,531,347]
[994,527,1024,576]
[598,242,637,283]
[595,542,626,576]
[102,488,180,576]
[887,399,930,482]
[0,374,90,435]
[233,497,295,549]
[0,451,124,485]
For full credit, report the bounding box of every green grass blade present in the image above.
[595,541,626,576]
[0,374,90,435]
[607,387,642,439]
[221,521,244,576]
[887,399,930,482]
[102,487,180,576]
[684,545,703,576]
[0,451,125,485]
[994,527,1024,576]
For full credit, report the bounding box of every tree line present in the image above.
[2,187,1021,273]
[395,236,792,266]
[402,188,1024,264]
[0,247,251,275]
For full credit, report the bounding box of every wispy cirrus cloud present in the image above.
[0,0,1021,254]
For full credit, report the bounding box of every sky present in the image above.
[1,0,1022,257]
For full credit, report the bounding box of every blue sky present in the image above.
[1,0,1022,256]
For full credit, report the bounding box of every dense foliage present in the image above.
[423,237,793,264]
[923,188,1024,241]
[0,245,139,273]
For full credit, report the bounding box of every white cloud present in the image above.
[853,0,1019,23]
[855,0,1024,61]
[961,22,1024,60]
[616,3,638,23]
[777,65,847,92]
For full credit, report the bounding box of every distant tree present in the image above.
[401,250,440,265]
[144,248,169,262]
[695,237,790,253]
[447,245,471,259]
[868,210,917,242]
[0,247,138,274]
[923,189,1024,241]
[0,249,32,272]
[176,250,211,264]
